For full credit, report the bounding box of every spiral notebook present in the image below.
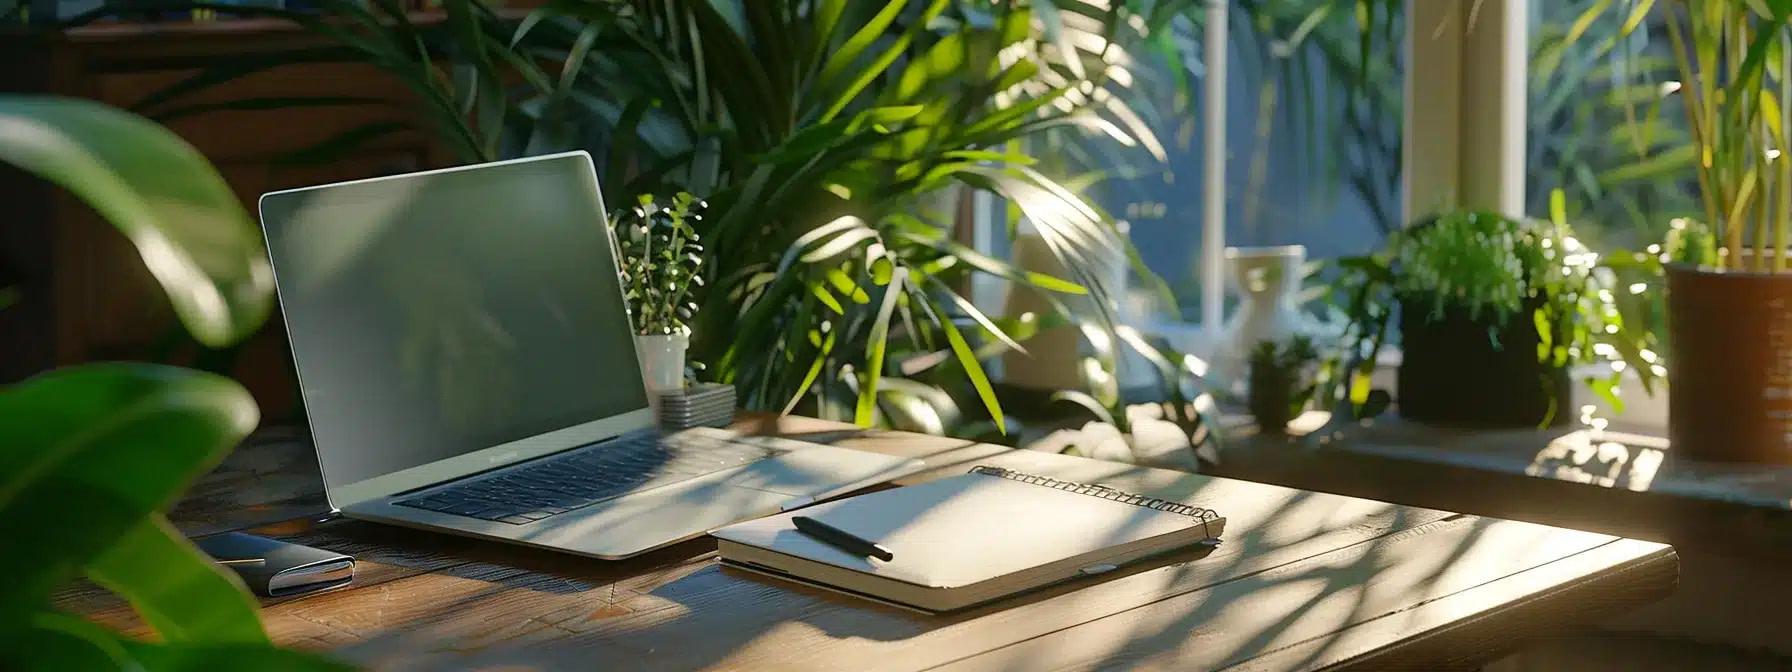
[712,466,1225,613]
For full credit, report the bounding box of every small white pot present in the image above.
[634,333,687,393]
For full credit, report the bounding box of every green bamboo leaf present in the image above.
[1566,0,1613,45]
[778,215,872,273]
[0,97,273,347]
[782,330,837,416]
[856,268,909,426]
[809,282,846,315]
[807,0,851,82]
[1596,144,1698,184]
[818,0,949,123]
[814,0,909,96]
[925,275,1027,356]
[1036,0,1086,80]
[918,286,1007,434]
[895,231,1086,294]
[800,228,880,264]
[825,267,871,304]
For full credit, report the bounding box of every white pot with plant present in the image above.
[611,193,706,393]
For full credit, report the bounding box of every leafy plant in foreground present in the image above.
[0,97,347,671]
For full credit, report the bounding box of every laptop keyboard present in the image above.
[393,433,777,525]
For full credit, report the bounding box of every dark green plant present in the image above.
[0,97,346,670]
[1247,334,1318,433]
[1321,199,1662,423]
[134,0,1190,438]
[611,193,706,336]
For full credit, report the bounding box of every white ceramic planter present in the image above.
[1214,245,1312,388]
[634,333,687,392]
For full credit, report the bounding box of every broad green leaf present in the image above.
[0,97,273,347]
[14,611,140,671]
[0,363,259,630]
[121,642,354,671]
[88,517,266,644]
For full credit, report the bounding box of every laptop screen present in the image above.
[260,153,649,492]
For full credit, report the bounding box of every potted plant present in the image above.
[1633,1,1792,463]
[1327,205,1660,429]
[610,193,705,393]
[0,97,345,668]
[1247,334,1319,434]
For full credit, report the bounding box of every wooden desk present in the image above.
[57,416,1678,671]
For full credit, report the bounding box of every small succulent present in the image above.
[610,193,706,336]
[1247,334,1319,434]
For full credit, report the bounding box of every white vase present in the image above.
[1214,245,1310,389]
[634,333,687,393]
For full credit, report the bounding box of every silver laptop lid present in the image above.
[258,152,654,508]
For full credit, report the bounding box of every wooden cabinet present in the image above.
[0,20,450,415]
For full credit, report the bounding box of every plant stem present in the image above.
[1779,27,1792,273]
[1663,6,1722,263]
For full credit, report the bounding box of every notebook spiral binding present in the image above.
[969,466,1223,540]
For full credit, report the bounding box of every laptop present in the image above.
[258,151,924,560]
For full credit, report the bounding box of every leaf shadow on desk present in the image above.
[1046,505,1501,672]
[306,468,1207,669]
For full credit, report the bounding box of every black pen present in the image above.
[792,516,894,561]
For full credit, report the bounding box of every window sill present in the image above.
[1137,318,1667,436]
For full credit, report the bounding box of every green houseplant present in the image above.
[611,192,706,391]
[1604,0,1792,462]
[1248,334,1318,434]
[0,97,346,670]
[1326,202,1661,429]
[128,0,1189,439]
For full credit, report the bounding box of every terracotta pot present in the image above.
[1666,264,1792,464]
[1395,294,1573,429]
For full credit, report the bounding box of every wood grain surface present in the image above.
[55,415,1678,671]
[1217,410,1792,562]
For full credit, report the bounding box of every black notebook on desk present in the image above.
[712,466,1224,613]
[194,533,355,598]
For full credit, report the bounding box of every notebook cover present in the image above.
[709,470,1212,590]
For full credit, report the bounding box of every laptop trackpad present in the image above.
[530,479,794,559]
